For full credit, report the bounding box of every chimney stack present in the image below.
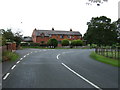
[52,27,54,31]
[70,28,72,31]
[34,28,37,30]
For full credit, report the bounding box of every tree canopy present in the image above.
[0,29,23,47]
[84,16,118,46]
[61,39,69,46]
[47,38,58,48]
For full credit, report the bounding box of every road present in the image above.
[2,49,119,89]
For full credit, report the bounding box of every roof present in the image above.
[23,36,32,42]
[33,30,82,36]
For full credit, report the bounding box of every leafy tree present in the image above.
[112,18,120,44]
[47,38,58,48]
[2,29,14,42]
[14,31,23,47]
[71,40,83,46]
[76,40,83,46]
[61,39,69,46]
[71,40,77,46]
[84,16,118,46]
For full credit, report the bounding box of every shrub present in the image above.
[76,40,83,46]
[20,42,29,46]
[71,40,83,46]
[61,39,69,46]
[2,51,19,61]
[30,42,40,46]
[47,38,58,48]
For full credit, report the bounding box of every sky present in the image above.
[0,0,119,36]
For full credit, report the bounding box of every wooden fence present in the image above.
[95,47,120,60]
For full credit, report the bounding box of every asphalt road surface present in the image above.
[2,49,119,89]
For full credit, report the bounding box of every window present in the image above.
[60,35,64,38]
[67,35,70,38]
[49,34,52,37]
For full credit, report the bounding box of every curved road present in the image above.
[2,49,119,89]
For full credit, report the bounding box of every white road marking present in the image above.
[23,55,26,58]
[61,63,102,90]
[16,61,20,64]
[11,65,16,70]
[57,54,60,59]
[43,50,46,51]
[20,58,23,60]
[27,53,29,55]
[3,73,10,80]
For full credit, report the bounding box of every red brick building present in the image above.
[32,28,82,46]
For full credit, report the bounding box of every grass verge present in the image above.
[2,51,19,61]
[90,52,120,67]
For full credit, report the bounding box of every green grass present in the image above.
[2,51,19,61]
[90,52,120,67]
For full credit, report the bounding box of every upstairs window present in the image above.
[49,34,52,37]
[67,35,70,38]
[60,35,64,38]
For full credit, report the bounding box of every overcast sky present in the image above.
[0,0,119,36]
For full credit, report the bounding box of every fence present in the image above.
[95,47,120,60]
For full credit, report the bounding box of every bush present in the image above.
[76,40,83,46]
[71,40,83,46]
[2,51,19,61]
[47,38,58,48]
[20,42,29,46]
[61,39,69,46]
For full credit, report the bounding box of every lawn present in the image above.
[90,52,120,67]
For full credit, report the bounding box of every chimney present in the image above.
[34,28,37,30]
[52,27,54,31]
[70,28,72,31]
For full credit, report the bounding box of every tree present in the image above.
[76,40,83,46]
[112,18,120,44]
[86,0,108,6]
[47,38,58,48]
[84,16,118,46]
[71,40,83,46]
[14,31,23,47]
[61,39,69,46]
[71,40,77,46]
[2,29,14,42]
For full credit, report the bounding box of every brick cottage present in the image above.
[32,28,82,47]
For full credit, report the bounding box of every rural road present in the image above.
[2,49,119,89]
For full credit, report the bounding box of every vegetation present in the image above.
[0,29,23,47]
[61,39,69,46]
[90,52,120,67]
[2,51,19,61]
[84,16,118,46]
[71,40,83,46]
[47,38,58,48]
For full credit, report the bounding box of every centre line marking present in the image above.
[23,55,26,58]
[16,61,20,64]
[3,73,10,80]
[11,65,16,70]
[61,63,102,90]
[57,54,60,59]
[20,58,23,60]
